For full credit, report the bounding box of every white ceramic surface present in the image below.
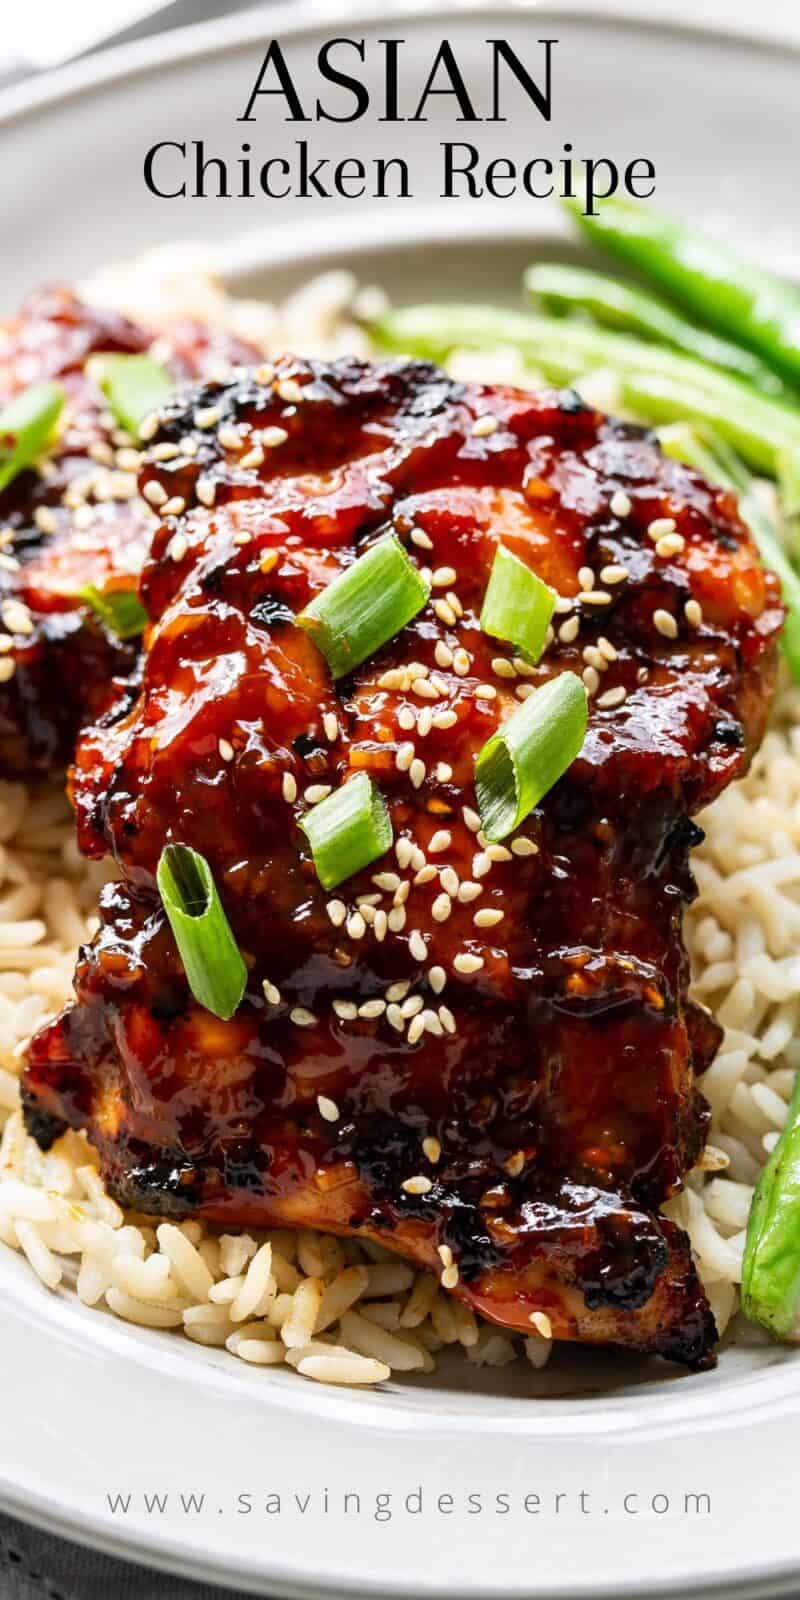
[1,5,800,1595]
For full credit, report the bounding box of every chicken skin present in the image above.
[23,355,782,1367]
[0,287,260,774]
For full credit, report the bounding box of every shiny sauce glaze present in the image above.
[24,356,782,1365]
[0,287,260,774]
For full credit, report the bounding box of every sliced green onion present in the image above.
[157,844,247,1021]
[297,535,430,679]
[79,584,148,641]
[92,354,173,438]
[480,545,556,663]
[475,674,588,842]
[741,1072,800,1338]
[0,381,65,493]
[299,772,392,889]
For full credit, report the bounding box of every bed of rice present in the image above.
[0,248,795,1387]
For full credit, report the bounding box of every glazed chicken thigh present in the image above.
[23,355,782,1366]
[0,287,260,774]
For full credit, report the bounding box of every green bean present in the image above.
[657,420,800,681]
[369,303,800,475]
[742,1074,800,1338]
[564,196,800,388]
[524,262,793,401]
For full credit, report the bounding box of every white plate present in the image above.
[1,4,800,1595]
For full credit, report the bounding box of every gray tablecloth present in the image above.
[0,1510,258,1600]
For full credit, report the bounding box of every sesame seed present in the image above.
[218,424,242,450]
[435,762,453,783]
[487,844,511,862]
[333,999,358,1020]
[168,533,188,562]
[396,838,414,869]
[432,893,452,923]
[648,516,677,541]
[435,641,454,669]
[472,414,499,437]
[143,480,167,507]
[0,659,16,683]
[558,616,580,644]
[511,837,538,857]
[582,665,600,695]
[282,772,297,803]
[387,1004,405,1032]
[655,532,685,558]
[422,1136,441,1164]
[421,1008,443,1037]
[432,566,457,587]
[472,852,492,879]
[305,784,332,805]
[196,478,217,507]
[194,405,222,430]
[441,1264,460,1289]
[434,599,457,627]
[474,908,504,929]
[262,980,281,1005]
[492,656,517,680]
[412,678,439,701]
[254,362,276,385]
[417,707,434,737]
[325,902,346,931]
[346,913,366,940]
[34,506,57,535]
[262,426,289,448]
[438,1244,453,1268]
[410,528,433,550]
[452,648,471,677]
[387,980,411,1003]
[429,966,446,995]
[457,881,482,903]
[407,1015,425,1045]
[401,995,424,1019]
[597,636,617,662]
[150,441,179,462]
[409,758,426,789]
[409,930,427,962]
[579,590,612,606]
[291,1007,317,1028]
[438,1005,456,1035]
[359,999,387,1019]
[138,412,160,441]
[218,738,234,762]
[600,564,629,586]
[397,707,416,732]
[323,712,339,742]
[596,685,627,709]
[583,645,606,672]
[474,683,497,701]
[505,1151,525,1177]
[317,1095,340,1122]
[277,378,305,404]
[440,867,459,898]
[578,566,594,591]
[396,743,415,773]
[414,864,437,886]
[241,446,264,470]
[610,491,632,518]
[454,952,484,975]
[402,1175,433,1194]
[374,910,388,941]
[372,872,400,894]
[428,829,451,854]
[653,608,678,639]
[684,598,703,627]
[529,1311,553,1340]
[1,601,32,636]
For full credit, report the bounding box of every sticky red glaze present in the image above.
[0,287,260,774]
[25,356,782,1366]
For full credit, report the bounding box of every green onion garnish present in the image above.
[480,545,556,663]
[299,772,393,890]
[297,535,430,679]
[157,844,247,1021]
[475,673,588,842]
[92,354,173,438]
[0,381,65,493]
[79,585,148,641]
